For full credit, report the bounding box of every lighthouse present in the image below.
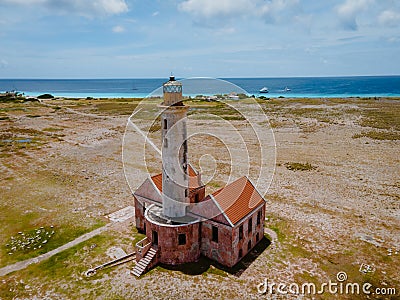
[160,76,189,218]
[132,76,267,273]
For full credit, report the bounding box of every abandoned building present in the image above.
[132,76,266,277]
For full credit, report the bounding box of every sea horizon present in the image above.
[1,75,400,99]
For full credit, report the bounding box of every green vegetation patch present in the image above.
[1,219,105,267]
[0,233,117,299]
[37,94,54,99]
[0,126,65,154]
[42,127,64,132]
[91,101,139,115]
[353,130,400,140]
[284,162,317,171]
[358,101,400,130]
[188,101,245,121]
[5,226,55,254]
[0,95,26,103]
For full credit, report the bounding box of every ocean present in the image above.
[1,76,399,98]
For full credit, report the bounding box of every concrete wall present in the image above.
[161,107,189,218]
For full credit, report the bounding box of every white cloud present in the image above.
[387,36,399,43]
[0,0,129,16]
[0,59,8,68]
[1,0,46,3]
[178,0,298,21]
[336,0,373,30]
[178,0,250,17]
[258,0,299,23]
[378,10,400,27]
[96,0,128,15]
[112,25,125,33]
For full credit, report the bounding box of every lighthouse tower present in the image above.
[160,76,189,218]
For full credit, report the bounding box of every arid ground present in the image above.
[0,96,399,299]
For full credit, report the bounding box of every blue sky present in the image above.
[0,0,399,78]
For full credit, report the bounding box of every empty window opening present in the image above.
[152,231,158,246]
[178,233,186,245]
[248,218,252,234]
[239,225,243,240]
[212,226,218,243]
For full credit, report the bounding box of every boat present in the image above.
[284,87,291,92]
[259,87,269,93]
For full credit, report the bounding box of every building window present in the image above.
[164,137,168,148]
[185,189,188,198]
[257,210,261,225]
[248,217,252,234]
[195,193,199,203]
[178,233,186,245]
[152,231,158,246]
[256,233,259,242]
[248,240,252,252]
[163,119,167,129]
[239,249,243,258]
[239,225,243,240]
[212,226,218,243]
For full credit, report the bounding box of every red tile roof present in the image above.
[151,173,163,192]
[211,176,265,225]
[150,164,202,193]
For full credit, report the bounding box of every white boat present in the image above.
[259,87,269,93]
[284,87,291,92]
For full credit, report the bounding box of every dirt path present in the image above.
[0,224,111,277]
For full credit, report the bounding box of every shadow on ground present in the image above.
[157,236,271,277]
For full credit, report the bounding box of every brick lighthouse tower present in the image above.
[160,76,189,219]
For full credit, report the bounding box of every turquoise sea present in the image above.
[1,76,399,98]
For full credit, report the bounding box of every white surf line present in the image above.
[127,116,161,156]
[0,224,111,277]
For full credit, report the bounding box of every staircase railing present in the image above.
[135,236,151,262]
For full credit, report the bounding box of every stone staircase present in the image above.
[131,247,158,277]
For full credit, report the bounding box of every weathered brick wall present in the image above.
[134,197,145,232]
[201,220,234,267]
[231,203,265,266]
[189,186,206,204]
[145,219,201,265]
[211,213,231,226]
